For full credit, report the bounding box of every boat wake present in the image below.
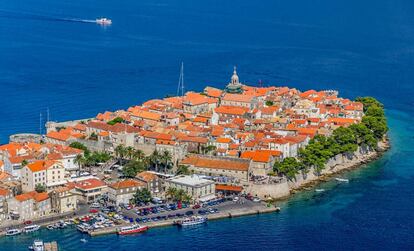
[0,9,101,24]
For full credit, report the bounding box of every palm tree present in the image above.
[126,146,135,160]
[176,165,190,175]
[149,150,160,172]
[133,149,145,161]
[115,144,127,165]
[74,154,86,172]
[160,150,173,174]
[166,187,177,201]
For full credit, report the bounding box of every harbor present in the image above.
[88,202,279,237]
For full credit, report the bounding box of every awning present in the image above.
[198,194,216,202]
[215,184,243,192]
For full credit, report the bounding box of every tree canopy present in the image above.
[107,117,125,125]
[131,188,152,205]
[275,96,387,179]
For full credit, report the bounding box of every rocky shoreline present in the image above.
[287,137,391,197]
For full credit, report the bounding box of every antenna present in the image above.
[176,62,184,96]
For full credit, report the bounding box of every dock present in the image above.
[89,205,279,237]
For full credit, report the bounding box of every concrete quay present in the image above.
[89,204,279,237]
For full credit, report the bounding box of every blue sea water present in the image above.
[1,0,414,250]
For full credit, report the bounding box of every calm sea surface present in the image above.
[1,0,414,250]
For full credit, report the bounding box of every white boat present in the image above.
[46,225,55,230]
[6,228,21,236]
[76,223,90,233]
[335,178,349,182]
[80,238,87,243]
[96,18,112,25]
[28,239,44,251]
[315,189,325,192]
[24,225,40,233]
[175,216,207,227]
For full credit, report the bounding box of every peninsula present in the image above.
[0,68,388,236]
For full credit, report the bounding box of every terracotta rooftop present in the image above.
[109,179,145,190]
[181,155,250,171]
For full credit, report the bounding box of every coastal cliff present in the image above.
[288,137,390,190]
[247,137,390,200]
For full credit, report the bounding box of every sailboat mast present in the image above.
[39,112,42,135]
[176,62,185,97]
[181,62,184,96]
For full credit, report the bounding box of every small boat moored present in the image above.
[175,216,207,227]
[315,189,326,192]
[335,178,349,183]
[24,225,40,233]
[6,228,21,236]
[117,224,149,235]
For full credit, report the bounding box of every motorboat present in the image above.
[46,225,55,230]
[335,178,349,182]
[24,225,40,233]
[315,189,326,192]
[117,224,148,235]
[175,216,207,227]
[96,18,112,25]
[6,228,21,236]
[28,239,44,251]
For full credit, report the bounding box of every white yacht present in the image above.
[175,216,207,227]
[24,225,41,233]
[6,228,21,236]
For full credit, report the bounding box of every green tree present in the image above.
[273,157,303,180]
[149,150,161,172]
[166,187,177,200]
[160,150,173,173]
[362,116,388,139]
[69,142,90,156]
[349,123,377,149]
[115,144,127,165]
[107,117,124,125]
[132,188,152,205]
[74,154,86,171]
[355,96,384,112]
[176,165,191,175]
[265,100,274,106]
[122,160,146,177]
[35,184,46,193]
[21,160,28,167]
[331,127,358,154]
[133,149,145,161]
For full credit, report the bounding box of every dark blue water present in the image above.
[1,0,414,250]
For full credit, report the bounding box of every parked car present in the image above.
[192,204,201,209]
[253,197,261,203]
[185,210,194,216]
[24,220,32,225]
[90,203,101,208]
[233,196,240,202]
